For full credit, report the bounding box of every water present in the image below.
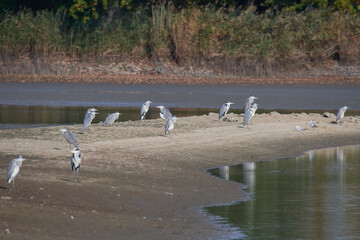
[204,145,360,240]
[1,104,358,129]
[0,83,359,109]
[0,83,359,129]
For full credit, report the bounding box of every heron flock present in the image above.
[6,96,350,188]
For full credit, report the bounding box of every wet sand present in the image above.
[0,112,359,239]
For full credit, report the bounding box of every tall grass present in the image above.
[1,6,360,75]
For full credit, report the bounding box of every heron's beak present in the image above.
[254,97,259,99]
[156,106,161,108]
[229,102,235,104]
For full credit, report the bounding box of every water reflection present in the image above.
[1,104,359,129]
[0,105,212,129]
[205,145,360,239]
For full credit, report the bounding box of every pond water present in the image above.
[0,83,359,129]
[2,104,357,129]
[0,83,359,109]
[204,145,360,240]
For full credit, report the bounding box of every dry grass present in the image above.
[1,7,360,77]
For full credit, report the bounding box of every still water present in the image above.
[2,105,359,129]
[205,145,360,240]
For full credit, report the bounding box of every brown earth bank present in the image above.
[1,59,360,85]
[2,74,360,85]
[0,112,359,239]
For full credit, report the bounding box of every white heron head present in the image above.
[250,96,259,100]
[59,128,67,133]
[225,101,234,105]
[17,155,26,161]
[71,148,80,154]
[344,106,349,109]
[156,105,164,110]
[146,100,152,104]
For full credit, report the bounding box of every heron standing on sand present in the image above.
[336,106,349,124]
[219,101,234,120]
[82,108,98,131]
[140,100,152,120]
[60,128,78,150]
[7,155,26,189]
[165,116,177,136]
[309,120,317,128]
[103,112,121,126]
[71,148,82,178]
[243,103,258,127]
[244,95,259,113]
[156,105,173,120]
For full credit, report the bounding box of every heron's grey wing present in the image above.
[65,131,78,148]
[103,114,114,125]
[82,113,93,130]
[244,98,252,112]
[243,109,252,126]
[7,159,21,180]
[219,104,227,119]
[165,119,172,135]
[162,107,173,119]
[336,108,345,121]
[7,159,17,179]
[140,104,149,120]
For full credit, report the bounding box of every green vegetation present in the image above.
[1,1,360,76]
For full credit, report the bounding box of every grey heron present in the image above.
[309,120,317,128]
[71,148,82,175]
[82,108,98,131]
[165,116,177,136]
[7,155,26,189]
[60,128,78,150]
[140,100,152,120]
[219,101,234,120]
[336,106,349,124]
[243,103,258,126]
[244,95,259,113]
[156,105,173,120]
[103,112,121,126]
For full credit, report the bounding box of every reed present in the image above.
[1,6,359,76]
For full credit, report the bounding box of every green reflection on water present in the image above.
[205,145,360,240]
[1,104,358,127]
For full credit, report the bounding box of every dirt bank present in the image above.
[0,112,359,239]
[2,73,360,86]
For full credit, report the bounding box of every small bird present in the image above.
[7,155,26,189]
[336,106,349,124]
[156,105,173,120]
[71,148,82,175]
[296,126,304,131]
[103,112,121,126]
[140,100,152,120]
[243,103,258,127]
[165,116,177,136]
[82,108,98,131]
[309,120,317,128]
[244,95,259,113]
[219,101,234,120]
[60,128,78,150]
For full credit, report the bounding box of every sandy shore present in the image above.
[0,112,359,239]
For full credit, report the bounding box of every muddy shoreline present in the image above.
[1,73,360,86]
[0,112,359,239]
